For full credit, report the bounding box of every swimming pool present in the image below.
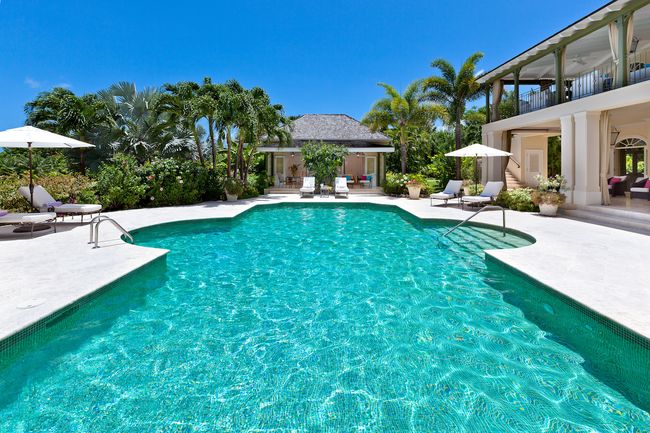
[1,203,649,431]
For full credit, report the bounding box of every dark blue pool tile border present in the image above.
[485,253,650,350]
[0,255,168,356]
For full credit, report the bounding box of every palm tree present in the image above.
[423,52,484,179]
[98,82,169,163]
[197,77,223,170]
[156,81,208,164]
[363,80,441,174]
[25,87,114,174]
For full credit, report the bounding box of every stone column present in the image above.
[560,115,575,204]
[573,111,602,205]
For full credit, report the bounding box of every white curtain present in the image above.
[491,81,503,120]
[600,111,611,205]
[609,14,634,80]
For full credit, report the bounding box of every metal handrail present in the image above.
[89,215,133,248]
[509,156,521,168]
[442,205,506,238]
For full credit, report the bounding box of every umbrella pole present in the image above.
[28,142,34,210]
[474,155,479,194]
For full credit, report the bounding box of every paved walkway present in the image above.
[1,194,649,343]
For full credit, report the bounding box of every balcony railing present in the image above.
[503,49,650,120]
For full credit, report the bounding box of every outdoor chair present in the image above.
[335,177,350,197]
[430,180,462,207]
[0,211,57,237]
[630,176,650,200]
[461,181,504,210]
[19,185,102,222]
[608,175,628,196]
[299,177,316,197]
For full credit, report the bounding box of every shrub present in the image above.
[203,170,225,201]
[421,154,455,187]
[96,153,147,210]
[496,188,539,212]
[142,158,208,207]
[247,173,273,196]
[301,141,348,187]
[383,172,439,196]
[0,174,96,212]
[224,177,245,196]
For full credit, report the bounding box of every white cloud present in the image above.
[24,77,41,89]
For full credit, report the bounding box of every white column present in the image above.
[484,130,505,183]
[573,111,602,205]
[560,115,575,204]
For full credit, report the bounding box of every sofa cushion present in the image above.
[630,187,650,193]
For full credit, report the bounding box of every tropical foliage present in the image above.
[423,52,484,179]
[301,141,348,187]
[362,81,443,174]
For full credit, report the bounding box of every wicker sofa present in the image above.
[630,176,650,200]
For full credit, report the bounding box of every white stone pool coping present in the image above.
[0,194,649,344]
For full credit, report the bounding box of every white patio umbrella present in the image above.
[445,143,512,192]
[0,126,94,208]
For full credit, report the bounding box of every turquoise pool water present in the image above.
[1,203,649,432]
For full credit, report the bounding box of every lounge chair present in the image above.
[299,177,316,197]
[608,175,628,196]
[0,211,57,237]
[430,180,462,207]
[335,177,350,197]
[630,176,650,200]
[19,185,102,222]
[461,181,504,210]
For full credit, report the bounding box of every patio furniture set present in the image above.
[429,180,505,210]
[608,175,650,200]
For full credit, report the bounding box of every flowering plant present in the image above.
[532,175,567,206]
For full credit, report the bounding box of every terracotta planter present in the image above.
[225,193,238,202]
[538,203,559,216]
[407,185,421,200]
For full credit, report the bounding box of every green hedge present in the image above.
[496,188,539,212]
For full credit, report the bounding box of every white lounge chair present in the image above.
[0,212,57,237]
[299,177,316,197]
[430,180,462,206]
[19,185,102,222]
[461,181,504,210]
[335,177,350,197]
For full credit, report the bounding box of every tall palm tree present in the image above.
[363,80,441,174]
[156,81,207,164]
[423,52,484,179]
[25,87,114,174]
[197,77,223,170]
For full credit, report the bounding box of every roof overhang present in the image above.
[258,147,394,153]
[477,0,650,84]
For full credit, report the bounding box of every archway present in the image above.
[614,137,647,177]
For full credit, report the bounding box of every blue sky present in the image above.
[0,0,604,130]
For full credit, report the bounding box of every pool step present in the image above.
[560,207,650,236]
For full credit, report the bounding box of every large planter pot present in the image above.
[539,203,559,216]
[407,185,421,200]
[225,193,238,202]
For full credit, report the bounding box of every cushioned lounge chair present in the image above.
[335,177,349,197]
[608,175,628,196]
[300,177,316,197]
[430,180,462,207]
[0,212,57,237]
[461,181,504,210]
[630,176,650,200]
[19,185,102,222]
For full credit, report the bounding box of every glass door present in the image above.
[365,156,377,187]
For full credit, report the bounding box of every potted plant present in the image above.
[531,174,567,216]
[224,177,244,201]
[405,179,423,199]
[462,180,483,196]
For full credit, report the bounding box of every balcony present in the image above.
[516,50,650,116]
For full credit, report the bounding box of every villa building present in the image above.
[481,0,650,206]
[259,114,393,192]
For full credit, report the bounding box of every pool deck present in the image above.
[1,194,649,344]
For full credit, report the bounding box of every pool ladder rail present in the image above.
[442,205,507,238]
[88,215,134,248]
